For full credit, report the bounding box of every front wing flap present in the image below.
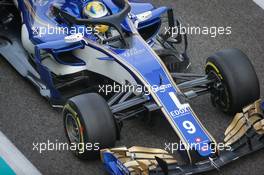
[101,146,177,175]
[101,99,264,175]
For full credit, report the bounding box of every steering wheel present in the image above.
[52,0,131,46]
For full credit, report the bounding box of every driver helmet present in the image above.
[83,1,109,33]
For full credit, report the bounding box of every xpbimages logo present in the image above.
[32,24,101,37]
[164,24,232,38]
[164,140,231,154]
[32,140,100,154]
[98,82,172,95]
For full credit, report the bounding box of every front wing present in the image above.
[101,99,264,175]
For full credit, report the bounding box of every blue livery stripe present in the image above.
[112,36,214,157]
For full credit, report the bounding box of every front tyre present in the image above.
[205,48,260,114]
[63,93,117,160]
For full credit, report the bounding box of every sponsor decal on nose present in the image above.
[195,137,202,143]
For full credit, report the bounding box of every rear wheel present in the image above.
[63,93,117,160]
[205,48,260,114]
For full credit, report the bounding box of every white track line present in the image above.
[254,0,264,10]
[0,132,42,175]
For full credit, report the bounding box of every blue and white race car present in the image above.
[1,0,264,174]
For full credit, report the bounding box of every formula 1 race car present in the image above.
[1,0,264,175]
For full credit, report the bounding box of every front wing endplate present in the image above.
[101,146,177,175]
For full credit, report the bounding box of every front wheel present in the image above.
[63,93,117,160]
[205,48,260,114]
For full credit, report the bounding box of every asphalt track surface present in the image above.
[0,0,264,175]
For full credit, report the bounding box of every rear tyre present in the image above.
[205,48,260,114]
[63,93,117,160]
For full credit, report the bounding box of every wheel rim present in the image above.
[208,70,230,111]
[65,113,81,144]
